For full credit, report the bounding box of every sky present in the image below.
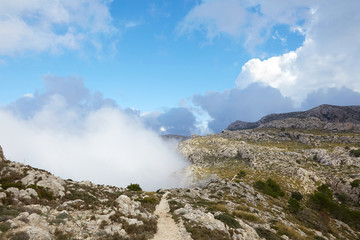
[0,0,359,188]
[1,0,360,134]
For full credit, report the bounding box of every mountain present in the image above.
[1,111,360,239]
[227,104,360,131]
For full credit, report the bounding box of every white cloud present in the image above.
[236,0,360,104]
[0,103,189,191]
[178,0,248,39]
[1,76,191,190]
[0,0,115,56]
[178,0,310,48]
[181,0,360,105]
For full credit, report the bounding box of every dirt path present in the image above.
[152,192,186,240]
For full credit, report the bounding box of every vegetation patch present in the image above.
[127,183,142,192]
[27,184,54,200]
[307,184,360,230]
[255,227,282,240]
[236,170,246,178]
[273,222,303,240]
[184,222,231,240]
[254,178,285,198]
[10,231,30,240]
[350,179,360,188]
[349,149,360,157]
[2,182,25,190]
[137,194,160,212]
[54,228,74,240]
[288,197,302,214]
[232,210,262,223]
[0,222,11,232]
[215,213,240,228]
[291,191,303,201]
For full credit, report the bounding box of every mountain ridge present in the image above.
[227,104,360,131]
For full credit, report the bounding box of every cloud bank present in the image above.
[0,76,190,190]
[181,0,360,132]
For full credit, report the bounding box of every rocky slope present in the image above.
[177,127,360,240]
[227,104,360,131]
[1,125,360,239]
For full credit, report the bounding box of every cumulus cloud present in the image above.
[1,76,190,190]
[142,108,197,136]
[8,75,117,119]
[0,0,115,55]
[182,0,360,126]
[193,84,360,132]
[193,84,295,132]
[235,0,360,104]
[178,0,309,48]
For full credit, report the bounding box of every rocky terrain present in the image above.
[1,106,360,239]
[227,104,360,131]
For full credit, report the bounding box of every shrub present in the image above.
[54,228,74,240]
[99,220,107,230]
[254,178,285,198]
[2,182,25,190]
[274,222,303,240]
[232,211,261,223]
[138,196,160,212]
[10,231,30,240]
[27,184,54,200]
[185,222,231,240]
[350,179,360,188]
[215,213,240,228]
[236,170,246,178]
[291,191,303,201]
[0,222,11,232]
[255,228,282,240]
[317,184,333,198]
[307,184,360,230]
[126,183,142,191]
[350,149,360,157]
[206,203,229,214]
[287,198,302,214]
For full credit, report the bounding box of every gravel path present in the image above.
[152,192,186,240]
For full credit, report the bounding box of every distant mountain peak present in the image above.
[227,104,360,131]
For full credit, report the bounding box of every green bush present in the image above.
[317,184,333,198]
[2,182,25,190]
[255,228,282,240]
[307,184,360,230]
[126,183,142,191]
[0,222,11,232]
[215,213,240,228]
[350,179,360,188]
[27,184,54,200]
[254,178,285,198]
[350,149,360,157]
[236,170,246,178]
[288,198,302,214]
[290,191,303,201]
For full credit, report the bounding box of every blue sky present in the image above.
[1,0,360,135]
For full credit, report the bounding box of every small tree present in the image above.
[127,183,142,191]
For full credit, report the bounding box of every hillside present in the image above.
[227,104,360,131]
[1,124,360,239]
